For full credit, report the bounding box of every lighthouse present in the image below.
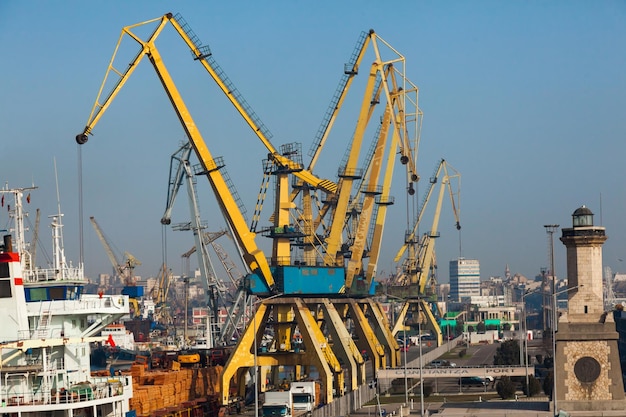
[555,206,625,413]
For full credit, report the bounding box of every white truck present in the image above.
[290,381,319,415]
[262,390,293,417]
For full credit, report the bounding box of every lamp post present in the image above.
[250,295,259,417]
[520,289,538,395]
[402,324,409,407]
[551,284,582,416]
[418,315,424,417]
[523,298,529,395]
[545,224,559,416]
[387,294,424,416]
[386,295,409,407]
[544,225,559,331]
[184,277,189,347]
[250,293,284,417]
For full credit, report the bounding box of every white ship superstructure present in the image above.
[101,324,136,351]
[0,186,133,416]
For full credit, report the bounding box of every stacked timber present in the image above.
[126,364,224,416]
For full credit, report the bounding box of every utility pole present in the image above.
[544,224,559,415]
[544,225,559,331]
[540,267,548,334]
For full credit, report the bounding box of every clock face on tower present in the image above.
[574,356,601,383]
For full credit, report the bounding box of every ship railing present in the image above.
[0,375,132,406]
[25,295,128,316]
[23,266,85,282]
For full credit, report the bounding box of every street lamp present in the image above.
[250,293,284,417]
[522,297,529,395]
[249,295,260,417]
[402,323,409,407]
[386,295,409,407]
[552,284,582,416]
[544,224,559,331]
[386,294,424,417]
[520,289,539,395]
[418,313,424,417]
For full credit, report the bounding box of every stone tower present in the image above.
[556,206,625,413]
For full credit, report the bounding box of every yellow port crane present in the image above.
[89,216,141,286]
[76,13,337,295]
[388,159,461,346]
[75,13,421,406]
[89,216,143,315]
[150,263,174,325]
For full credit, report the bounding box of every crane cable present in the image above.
[77,143,84,267]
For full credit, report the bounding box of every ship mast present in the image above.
[0,184,38,272]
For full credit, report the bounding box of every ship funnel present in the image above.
[3,235,12,253]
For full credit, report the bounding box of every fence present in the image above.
[311,337,460,416]
[311,384,375,417]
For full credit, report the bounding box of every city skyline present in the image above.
[1,2,625,284]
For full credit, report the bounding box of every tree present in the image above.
[543,371,554,399]
[496,376,517,399]
[493,340,521,365]
[423,382,433,397]
[502,323,511,331]
[467,325,475,333]
[456,318,465,332]
[522,375,542,397]
[476,322,486,333]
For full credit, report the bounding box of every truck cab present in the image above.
[261,404,291,417]
[262,391,293,417]
[290,381,319,415]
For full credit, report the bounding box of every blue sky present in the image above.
[1,1,625,285]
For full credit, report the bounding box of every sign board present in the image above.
[376,366,527,379]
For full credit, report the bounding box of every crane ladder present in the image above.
[193,160,248,224]
[308,30,370,158]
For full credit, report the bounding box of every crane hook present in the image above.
[76,133,88,145]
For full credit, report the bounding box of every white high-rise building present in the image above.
[449,258,480,302]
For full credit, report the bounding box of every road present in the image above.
[240,339,536,415]
[398,341,502,395]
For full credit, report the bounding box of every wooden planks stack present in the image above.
[128,365,224,416]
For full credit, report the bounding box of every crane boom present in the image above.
[395,159,461,294]
[323,38,412,271]
[344,98,394,290]
[76,14,277,292]
[161,142,193,225]
[89,216,124,279]
[166,14,337,195]
[89,216,141,289]
[307,30,373,172]
[323,61,380,267]
[394,159,461,264]
[76,14,419,299]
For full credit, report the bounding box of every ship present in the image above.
[0,186,230,417]
[91,324,145,370]
[0,185,134,416]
